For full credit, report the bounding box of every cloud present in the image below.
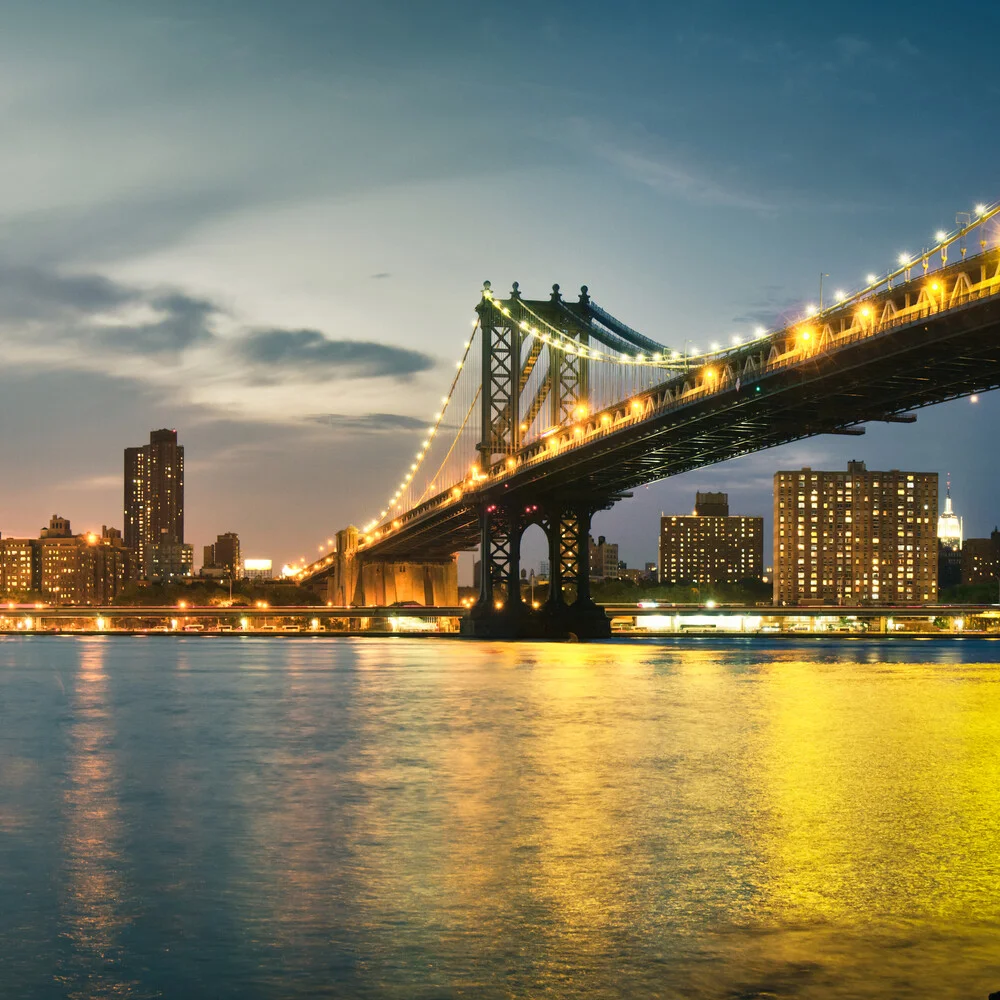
[370,271,392,280]
[239,328,434,382]
[309,412,430,432]
[93,291,217,355]
[57,472,121,492]
[0,263,135,321]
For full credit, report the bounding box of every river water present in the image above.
[2,636,1000,999]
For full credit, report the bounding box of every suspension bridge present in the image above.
[298,204,1000,638]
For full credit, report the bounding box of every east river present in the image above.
[2,636,1000,999]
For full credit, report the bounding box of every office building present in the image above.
[773,461,937,606]
[125,428,192,581]
[659,493,763,585]
[589,535,620,581]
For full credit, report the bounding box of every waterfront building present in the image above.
[937,478,963,589]
[773,461,937,606]
[659,493,763,586]
[203,532,241,578]
[589,535,620,581]
[243,558,273,582]
[26,517,135,605]
[125,429,192,581]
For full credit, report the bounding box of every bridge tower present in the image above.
[463,282,610,639]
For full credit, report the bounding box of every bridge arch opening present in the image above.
[518,522,549,611]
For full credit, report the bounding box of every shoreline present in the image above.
[2,630,999,641]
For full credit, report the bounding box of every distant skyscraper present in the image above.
[937,476,963,589]
[124,429,191,581]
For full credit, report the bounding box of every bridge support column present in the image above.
[554,504,610,640]
[462,499,608,640]
[463,499,609,640]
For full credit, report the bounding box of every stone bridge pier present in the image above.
[322,526,458,608]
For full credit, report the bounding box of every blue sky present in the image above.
[1,0,999,572]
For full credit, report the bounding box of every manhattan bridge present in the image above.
[298,204,1000,637]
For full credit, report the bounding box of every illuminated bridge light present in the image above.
[976,203,987,217]
[835,289,847,302]
[936,230,948,242]
[866,273,878,284]
[898,252,911,266]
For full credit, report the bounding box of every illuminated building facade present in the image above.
[937,478,963,589]
[659,494,763,585]
[0,536,39,596]
[0,517,134,604]
[773,462,938,606]
[125,429,192,581]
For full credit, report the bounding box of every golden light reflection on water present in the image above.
[756,658,1000,925]
[57,639,137,999]
[22,637,1000,999]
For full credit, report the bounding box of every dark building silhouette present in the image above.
[962,529,1000,586]
[694,492,730,517]
[203,532,241,579]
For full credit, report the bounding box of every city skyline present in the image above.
[0,2,998,567]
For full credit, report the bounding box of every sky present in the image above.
[2,0,1000,577]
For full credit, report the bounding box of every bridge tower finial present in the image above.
[550,283,562,303]
[482,280,492,297]
[579,284,590,306]
[510,281,521,300]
